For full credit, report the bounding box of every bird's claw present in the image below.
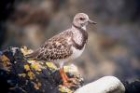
[63,78,81,88]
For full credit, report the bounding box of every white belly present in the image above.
[54,45,85,67]
[70,45,85,59]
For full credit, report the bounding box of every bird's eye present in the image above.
[80,17,85,20]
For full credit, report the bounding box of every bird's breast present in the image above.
[72,29,88,50]
[70,45,86,59]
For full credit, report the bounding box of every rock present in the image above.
[75,76,125,93]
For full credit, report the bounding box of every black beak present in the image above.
[88,19,97,24]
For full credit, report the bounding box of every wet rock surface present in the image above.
[0,47,83,93]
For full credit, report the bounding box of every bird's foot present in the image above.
[59,67,81,88]
[63,78,80,88]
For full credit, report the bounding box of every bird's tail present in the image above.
[25,50,38,59]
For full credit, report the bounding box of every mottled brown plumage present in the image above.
[26,13,96,66]
[26,30,73,61]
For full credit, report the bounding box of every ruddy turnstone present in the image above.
[26,13,96,87]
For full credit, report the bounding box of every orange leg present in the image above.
[59,68,76,87]
[59,68,69,83]
[59,63,81,88]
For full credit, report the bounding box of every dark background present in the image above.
[0,0,140,83]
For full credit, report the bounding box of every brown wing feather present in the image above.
[26,30,73,61]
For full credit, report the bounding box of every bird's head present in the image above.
[72,13,96,30]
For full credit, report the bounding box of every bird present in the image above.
[26,13,96,87]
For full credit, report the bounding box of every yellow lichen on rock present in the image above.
[24,64,31,71]
[0,55,11,66]
[59,85,73,93]
[24,64,36,80]
[30,62,42,72]
[0,55,12,71]
[46,62,58,70]
[33,82,42,90]
[27,60,45,71]
[27,71,36,80]
[20,46,33,56]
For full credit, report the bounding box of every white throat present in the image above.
[71,25,85,45]
[81,25,86,31]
